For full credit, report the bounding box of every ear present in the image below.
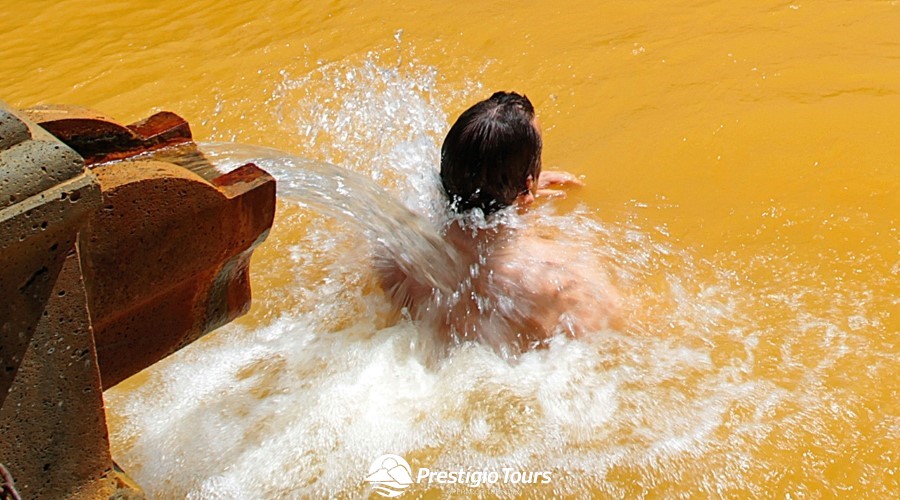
[516,176,536,207]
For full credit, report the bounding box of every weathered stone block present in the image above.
[0,101,110,500]
[0,242,115,500]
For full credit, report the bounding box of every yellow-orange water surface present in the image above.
[2,0,897,497]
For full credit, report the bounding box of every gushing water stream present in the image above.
[198,142,463,295]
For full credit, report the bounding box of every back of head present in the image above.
[440,91,542,216]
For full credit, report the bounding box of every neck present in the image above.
[445,213,523,260]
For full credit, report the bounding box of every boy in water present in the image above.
[377,91,618,357]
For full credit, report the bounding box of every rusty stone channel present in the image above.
[0,101,276,499]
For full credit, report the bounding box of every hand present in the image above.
[535,170,584,199]
[535,188,568,199]
[537,170,585,190]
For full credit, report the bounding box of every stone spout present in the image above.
[23,104,277,388]
[0,100,276,498]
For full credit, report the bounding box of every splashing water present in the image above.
[198,142,463,295]
[105,51,897,498]
[144,139,612,360]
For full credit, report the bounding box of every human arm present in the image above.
[535,170,584,198]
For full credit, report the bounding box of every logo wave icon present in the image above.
[364,454,414,497]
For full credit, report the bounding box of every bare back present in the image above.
[375,220,618,357]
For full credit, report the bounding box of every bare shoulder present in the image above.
[493,232,620,336]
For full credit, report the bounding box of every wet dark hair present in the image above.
[440,91,542,215]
